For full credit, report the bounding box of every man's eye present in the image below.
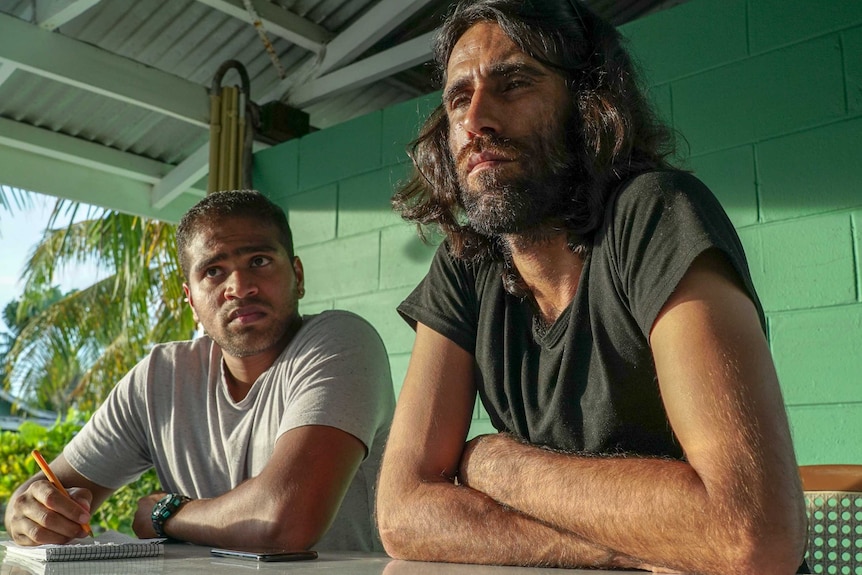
[205,267,222,278]
[447,94,470,110]
[251,256,271,267]
[504,78,529,91]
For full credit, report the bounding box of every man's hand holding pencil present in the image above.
[2,450,95,545]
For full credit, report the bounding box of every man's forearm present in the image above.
[136,425,363,549]
[378,472,657,570]
[143,474,325,550]
[459,434,804,575]
[172,486,306,549]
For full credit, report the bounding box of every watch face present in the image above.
[152,493,189,538]
[153,495,185,520]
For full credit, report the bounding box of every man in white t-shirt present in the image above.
[5,190,394,551]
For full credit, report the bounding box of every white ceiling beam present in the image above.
[0,144,199,222]
[0,13,209,128]
[151,145,209,210]
[35,0,102,30]
[152,140,269,209]
[195,0,331,54]
[318,0,438,75]
[0,62,16,86]
[289,31,435,107]
[0,117,206,216]
[0,117,168,184]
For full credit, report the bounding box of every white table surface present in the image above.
[1,543,647,575]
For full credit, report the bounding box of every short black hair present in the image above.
[176,190,294,281]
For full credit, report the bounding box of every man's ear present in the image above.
[293,257,305,298]
[183,283,200,323]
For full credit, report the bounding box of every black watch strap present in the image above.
[151,493,191,538]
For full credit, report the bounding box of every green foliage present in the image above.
[0,411,160,535]
[2,199,195,412]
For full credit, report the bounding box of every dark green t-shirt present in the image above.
[398,170,764,458]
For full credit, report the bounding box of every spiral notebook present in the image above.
[1,530,164,562]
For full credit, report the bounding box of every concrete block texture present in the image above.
[738,213,856,312]
[338,164,408,238]
[771,305,862,405]
[689,146,758,228]
[299,232,380,301]
[788,403,862,465]
[758,117,862,222]
[252,139,299,201]
[622,0,747,86]
[381,93,440,167]
[286,184,337,247]
[749,0,862,54]
[380,224,440,290]
[337,286,417,356]
[673,36,845,155]
[845,27,862,114]
[298,113,382,191]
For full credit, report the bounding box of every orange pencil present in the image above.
[31,449,94,538]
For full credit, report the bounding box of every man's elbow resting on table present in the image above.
[376,498,416,559]
[246,497,338,551]
[376,478,448,561]
[718,505,808,575]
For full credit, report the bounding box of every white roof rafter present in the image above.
[0,12,209,128]
[35,0,102,30]
[195,0,332,54]
[0,61,16,86]
[317,0,438,75]
[290,31,436,107]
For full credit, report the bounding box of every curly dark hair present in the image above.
[392,0,677,261]
[176,189,294,281]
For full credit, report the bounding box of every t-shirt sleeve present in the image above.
[275,311,394,456]
[397,243,480,355]
[605,170,763,337]
[63,359,153,489]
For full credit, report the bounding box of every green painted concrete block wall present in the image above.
[254,0,862,461]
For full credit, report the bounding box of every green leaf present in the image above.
[17,421,48,445]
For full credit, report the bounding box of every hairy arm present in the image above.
[132,424,364,549]
[457,251,807,574]
[376,322,663,570]
[4,454,114,545]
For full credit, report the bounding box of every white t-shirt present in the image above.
[64,310,395,551]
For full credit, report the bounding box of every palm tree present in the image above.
[2,199,196,410]
[0,288,75,411]
[0,185,32,214]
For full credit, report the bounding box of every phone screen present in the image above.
[211,548,318,562]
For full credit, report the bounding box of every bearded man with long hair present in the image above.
[376,1,807,573]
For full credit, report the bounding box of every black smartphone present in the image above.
[211,548,319,562]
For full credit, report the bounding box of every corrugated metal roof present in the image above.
[0,0,691,219]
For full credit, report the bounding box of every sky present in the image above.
[0,186,104,333]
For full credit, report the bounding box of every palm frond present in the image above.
[6,199,194,411]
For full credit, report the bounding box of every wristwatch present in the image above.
[151,493,191,538]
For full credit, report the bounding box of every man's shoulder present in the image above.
[303,309,378,333]
[293,310,387,353]
[614,169,707,204]
[603,169,714,224]
[146,336,216,364]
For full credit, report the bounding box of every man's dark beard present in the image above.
[455,121,578,237]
